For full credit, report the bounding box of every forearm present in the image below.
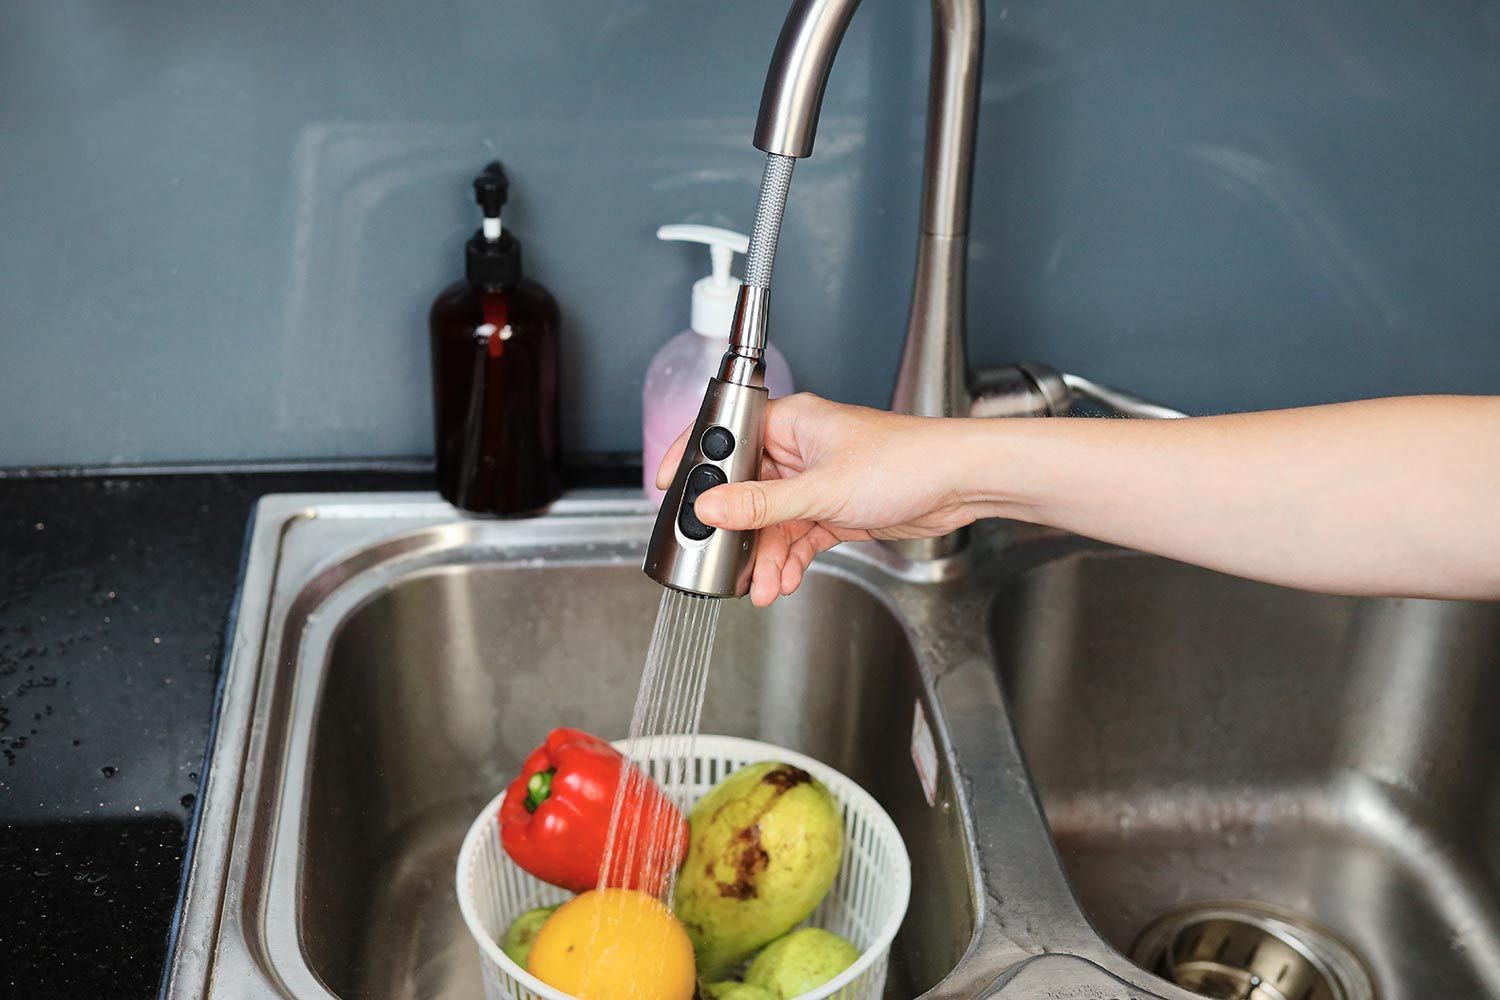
[953,396,1500,600]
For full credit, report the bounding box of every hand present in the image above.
[655,393,975,606]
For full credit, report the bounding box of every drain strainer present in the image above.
[1131,901,1375,1000]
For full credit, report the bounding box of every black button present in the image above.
[678,502,714,540]
[700,425,735,461]
[684,463,728,503]
[678,464,728,540]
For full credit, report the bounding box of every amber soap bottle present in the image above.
[430,162,561,515]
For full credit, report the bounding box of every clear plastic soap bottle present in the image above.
[643,224,793,499]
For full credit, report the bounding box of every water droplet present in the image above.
[180,793,196,809]
[100,766,116,778]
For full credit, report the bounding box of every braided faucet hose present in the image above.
[742,153,796,290]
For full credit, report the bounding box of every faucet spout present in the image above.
[753,0,863,160]
[755,0,983,423]
[755,0,983,244]
[753,0,984,562]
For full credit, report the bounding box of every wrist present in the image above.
[939,417,1042,523]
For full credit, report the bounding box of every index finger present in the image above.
[655,424,694,490]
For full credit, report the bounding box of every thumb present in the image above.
[694,478,815,531]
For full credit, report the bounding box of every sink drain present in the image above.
[1131,901,1375,1000]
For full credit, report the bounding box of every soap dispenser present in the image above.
[643,224,793,498]
[430,161,562,515]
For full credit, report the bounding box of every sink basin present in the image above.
[307,563,960,998]
[167,495,982,1000]
[992,547,1500,999]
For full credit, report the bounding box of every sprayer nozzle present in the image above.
[644,154,796,596]
[643,378,768,597]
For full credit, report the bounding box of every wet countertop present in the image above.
[0,465,630,998]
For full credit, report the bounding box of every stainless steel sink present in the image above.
[165,494,992,1000]
[163,493,1500,1000]
[992,548,1500,999]
[305,555,963,998]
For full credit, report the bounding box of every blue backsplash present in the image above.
[3,0,1498,466]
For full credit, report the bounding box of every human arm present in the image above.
[657,393,1500,606]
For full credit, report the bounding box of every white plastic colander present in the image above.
[456,735,912,1000]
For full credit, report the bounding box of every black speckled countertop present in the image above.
[0,465,641,999]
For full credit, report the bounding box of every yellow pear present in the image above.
[673,762,843,978]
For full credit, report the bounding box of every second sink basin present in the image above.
[993,548,1500,998]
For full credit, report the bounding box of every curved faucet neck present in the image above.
[753,0,984,562]
[753,0,983,422]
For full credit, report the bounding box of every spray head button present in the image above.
[700,426,735,461]
[678,464,728,541]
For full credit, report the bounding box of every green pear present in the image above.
[745,927,861,997]
[700,982,777,1000]
[673,761,843,979]
[498,904,559,968]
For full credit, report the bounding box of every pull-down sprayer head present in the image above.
[644,1,859,597]
[642,155,796,597]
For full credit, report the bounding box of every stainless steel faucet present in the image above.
[756,0,984,426]
[755,0,1186,559]
[644,0,1184,594]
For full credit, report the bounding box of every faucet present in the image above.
[645,0,1183,596]
[755,0,985,429]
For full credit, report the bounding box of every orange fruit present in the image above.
[527,888,696,999]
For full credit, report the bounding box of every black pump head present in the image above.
[466,161,521,291]
[473,161,509,217]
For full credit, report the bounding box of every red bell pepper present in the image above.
[499,727,689,895]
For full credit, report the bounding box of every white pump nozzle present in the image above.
[657,224,751,339]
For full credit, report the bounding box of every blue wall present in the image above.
[3,1,1498,467]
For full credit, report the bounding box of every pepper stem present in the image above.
[524,769,556,812]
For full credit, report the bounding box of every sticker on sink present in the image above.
[910,700,939,807]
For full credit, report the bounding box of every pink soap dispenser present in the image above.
[643,224,793,500]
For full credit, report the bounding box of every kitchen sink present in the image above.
[166,494,987,1000]
[165,493,1500,1000]
[993,549,1500,999]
